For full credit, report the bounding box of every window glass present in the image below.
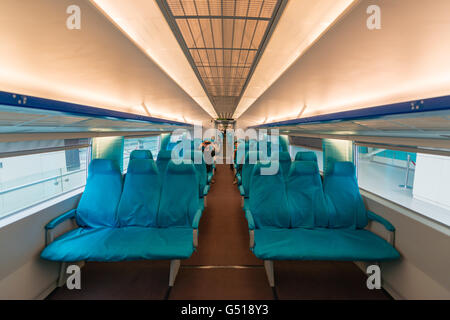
[0,148,89,219]
[356,146,450,226]
[289,145,324,172]
[123,136,161,171]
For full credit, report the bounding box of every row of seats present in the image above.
[41,149,206,287]
[242,157,400,287]
[238,151,317,206]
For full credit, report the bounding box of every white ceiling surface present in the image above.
[233,0,358,119]
[236,0,450,129]
[89,0,217,119]
[0,0,213,129]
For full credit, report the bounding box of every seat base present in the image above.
[41,226,195,262]
[253,228,400,261]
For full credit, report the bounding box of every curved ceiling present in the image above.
[0,0,213,128]
[157,0,283,119]
[237,0,450,129]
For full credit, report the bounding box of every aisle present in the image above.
[169,164,273,299]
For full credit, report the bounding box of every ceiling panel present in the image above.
[159,0,283,117]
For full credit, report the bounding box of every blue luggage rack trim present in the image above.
[251,95,450,128]
[0,90,191,127]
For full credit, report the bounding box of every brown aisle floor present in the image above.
[47,164,391,300]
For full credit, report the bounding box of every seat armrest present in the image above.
[45,209,77,245]
[249,230,255,249]
[45,209,76,230]
[368,211,396,246]
[245,210,255,249]
[368,211,395,232]
[193,229,199,248]
[203,185,210,196]
[192,208,203,229]
[238,185,245,196]
[245,209,255,230]
[192,208,203,248]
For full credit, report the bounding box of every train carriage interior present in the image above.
[0,0,449,307]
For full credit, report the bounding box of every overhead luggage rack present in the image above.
[0,91,192,135]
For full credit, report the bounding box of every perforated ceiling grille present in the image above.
[158,0,283,119]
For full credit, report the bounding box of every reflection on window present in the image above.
[0,148,89,219]
[289,145,324,172]
[123,136,161,171]
[356,146,450,225]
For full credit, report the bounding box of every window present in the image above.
[356,146,450,226]
[123,135,161,171]
[0,147,89,220]
[289,145,324,172]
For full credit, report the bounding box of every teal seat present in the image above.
[117,158,160,227]
[277,151,292,179]
[286,161,330,228]
[75,159,123,228]
[323,161,368,229]
[244,160,400,287]
[238,151,259,202]
[156,149,172,175]
[130,149,153,160]
[40,226,194,262]
[41,158,203,287]
[294,151,318,162]
[190,150,210,201]
[158,160,203,228]
[247,161,290,228]
[253,228,400,261]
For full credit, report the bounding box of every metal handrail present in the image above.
[0,168,86,196]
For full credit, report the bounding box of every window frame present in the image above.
[354,142,450,227]
[123,134,161,173]
[0,143,91,224]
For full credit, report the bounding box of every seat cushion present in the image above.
[41,227,195,262]
[253,228,400,261]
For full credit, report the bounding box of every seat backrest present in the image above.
[156,149,172,175]
[130,149,153,160]
[117,159,161,227]
[190,150,207,196]
[158,160,200,227]
[323,161,368,229]
[249,161,290,229]
[286,161,331,228]
[295,151,318,162]
[278,151,292,179]
[76,159,123,228]
[241,151,259,196]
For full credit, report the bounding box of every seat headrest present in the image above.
[289,161,319,176]
[127,159,158,174]
[89,159,119,174]
[130,149,153,160]
[157,149,173,160]
[167,160,197,175]
[329,161,356,176]
[295,151,317,162]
